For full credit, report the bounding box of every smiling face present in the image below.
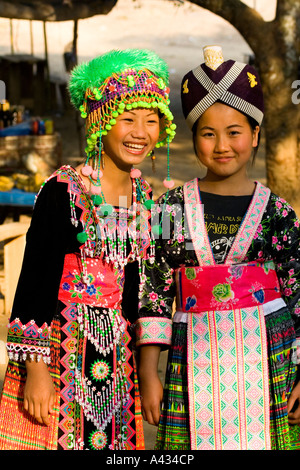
[194,102,259,182]
[101,108,160,171]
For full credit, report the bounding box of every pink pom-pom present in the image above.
[130,168,142,179]
[91,169,103,180]
[90,185,102,195]
[81,165,93,176]
[163,178,175,189]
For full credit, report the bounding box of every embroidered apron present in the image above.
[57,254,144,450]
[181,178,274,450]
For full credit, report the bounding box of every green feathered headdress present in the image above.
[68,48,175,150]
[69,48,170,110]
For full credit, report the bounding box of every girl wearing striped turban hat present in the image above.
[136,46,300,451]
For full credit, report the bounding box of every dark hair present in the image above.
[246,115,260,165]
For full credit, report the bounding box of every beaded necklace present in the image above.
[66,165,154,292]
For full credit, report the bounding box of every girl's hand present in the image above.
[138,345,163,426]
[139,373,163,426]
[287,381,300,425]
[24,358,56,426]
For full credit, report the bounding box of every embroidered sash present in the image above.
[176,263,281,313]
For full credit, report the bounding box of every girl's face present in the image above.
[102,108,160,171]
[194,102,259,181]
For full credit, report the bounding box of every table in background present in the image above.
[0,188,35,224]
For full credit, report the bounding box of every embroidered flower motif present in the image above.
[228,265,243,280]
[86,284,97,296]
[145,78,153,86]
[74,282,85,292]
[89,430,108,450]
[249,282,265,304]
[177,234,185,243]
[185,267,196,280]
[62,282,71,291]
[63,268,104,300]
[284,287,293,296]
[185,295,197,311]
[212,283,234,303]
[149,291,158,301]
[90,360,110,381]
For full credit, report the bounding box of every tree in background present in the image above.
[171,0,300,213]
[0,0,117,21]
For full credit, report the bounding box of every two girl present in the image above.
[1,43,299,452]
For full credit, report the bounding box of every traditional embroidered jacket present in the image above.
[137,179,300,450]
[0,165,152,450]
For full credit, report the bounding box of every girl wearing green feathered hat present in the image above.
[0,48,176,451]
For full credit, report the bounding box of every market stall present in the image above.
[0,101,61,222]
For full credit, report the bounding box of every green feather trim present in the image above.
[68,48,169,109]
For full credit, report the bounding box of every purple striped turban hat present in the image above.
[181,46,264,130]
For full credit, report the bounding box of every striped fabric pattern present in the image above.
[186,61,263,129]
[0,319,61,450]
